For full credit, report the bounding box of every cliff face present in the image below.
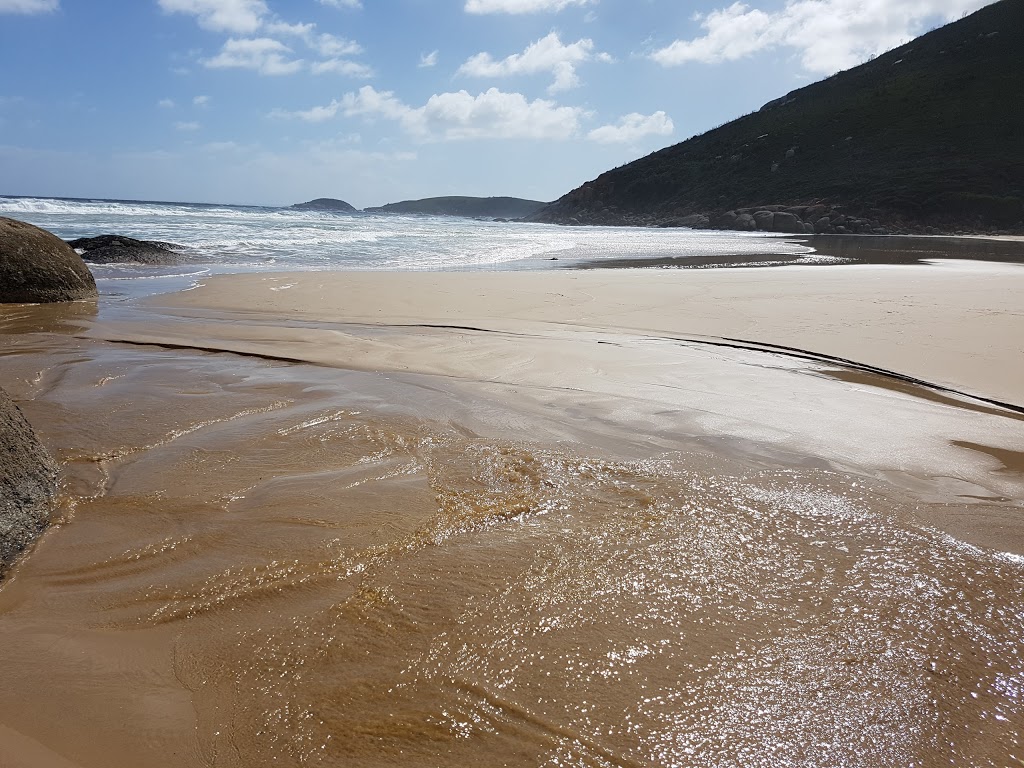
[532,0,1024,234]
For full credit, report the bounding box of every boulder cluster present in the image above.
[677,205,888,235]
[544,204,888,235]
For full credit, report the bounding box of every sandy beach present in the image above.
[2,257,1023,767]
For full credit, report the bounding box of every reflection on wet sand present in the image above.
[2,258,1024,767]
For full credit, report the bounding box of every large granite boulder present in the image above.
[771,211,805,233]
[734,213,757,231]
[753,211,776,231]
[0,217,97,303]
[68,235,185,265]
[0,387,58,578]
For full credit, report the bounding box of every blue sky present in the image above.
[0,0,991,207]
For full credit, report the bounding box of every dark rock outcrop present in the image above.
[0,217,97,303]
[68,235,185,265]
[290,198,357,213]
[0,387,58,578]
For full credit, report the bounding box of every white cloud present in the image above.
[175,121,201,131]
[204,37,303,75]
[0,0,57,13]
[650,0,990,74]
[319,0,361,7]
[158,98,176,108]
[274,85,586,141]
[311,58,373,78]
[270,102,342,122]
[465,0,594,13]
[422,89,585,139]
[458,32,607,94]
[193,95,211,106]
[419,50,439,68]
[313,33,362,57]
[588,111,674,143]
[158,0,268,34]
[264,20,315,38]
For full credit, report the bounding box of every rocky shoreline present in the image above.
[528,201,1021,237]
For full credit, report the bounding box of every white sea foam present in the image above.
[1,195,815,278]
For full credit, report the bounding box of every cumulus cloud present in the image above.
[175,121,201,131]
[204,37,303,75]
[273,85,586,141]
[161,0,371,76]
[419,50,439,68]
[158,98,176,108]
[319,0,361,7]
[458,32,609,93]
[649,0,990,74]
[465,0,594,13]
[193,95,211,106]
[588,111,674,143]
[264,20,315,38]
[158,0,268,34]
[313,33,363,57]
[0,0,58,13]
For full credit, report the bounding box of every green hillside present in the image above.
[531,0,1024,234]
[365,196,547,219]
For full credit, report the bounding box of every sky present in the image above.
[0,0,994,207]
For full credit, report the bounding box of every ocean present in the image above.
[0,194,822,283]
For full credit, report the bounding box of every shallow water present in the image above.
[1,299,1023,767]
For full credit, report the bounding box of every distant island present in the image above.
[364,196,547,220]
[530,0,1023,236]
[290,198,357,213]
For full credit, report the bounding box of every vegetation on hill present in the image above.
[290,198,357,212]
[531,0,1024,234]
[365,196,547,219]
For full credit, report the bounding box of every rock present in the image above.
[803,205,829,223]
[814,217,832,233]
[735,213,757,231]
[0,387,58,578]
[678,214,710,229]
[803,223,815,234]
[753,211,775,231]
[772,212,804,233]
[0,217,97,304]
[68,235,185,266]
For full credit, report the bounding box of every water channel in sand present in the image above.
[2,255,1024,767]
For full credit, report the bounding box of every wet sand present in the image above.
[1,257,1023,767]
